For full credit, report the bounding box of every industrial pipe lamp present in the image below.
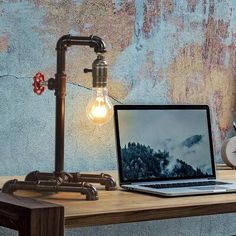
[2,35,116,200]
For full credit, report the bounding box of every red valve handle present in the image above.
[32,72,45,95]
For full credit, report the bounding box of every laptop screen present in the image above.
[114,105,216,183]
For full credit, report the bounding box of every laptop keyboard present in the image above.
[141,181,230,189]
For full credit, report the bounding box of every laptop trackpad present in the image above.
[191,186,227,191]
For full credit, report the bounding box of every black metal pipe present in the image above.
[2,179,98,200]
[56,35,106,52]
[1,34,116,201]
[54,34,106,174]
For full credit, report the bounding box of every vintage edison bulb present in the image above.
[86,87,113,125]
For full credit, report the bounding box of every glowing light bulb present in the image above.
[86,87,113,125]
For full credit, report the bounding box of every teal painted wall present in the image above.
[1,0,236,176]
[1,1,236,235]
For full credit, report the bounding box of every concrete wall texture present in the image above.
[1,0,236,175]
[0,0,236,235]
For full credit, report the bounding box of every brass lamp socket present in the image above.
[92,54,108,88]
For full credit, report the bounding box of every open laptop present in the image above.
[114,105,236,197]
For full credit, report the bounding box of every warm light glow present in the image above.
[86,88,113,125]
[90,99,107,118]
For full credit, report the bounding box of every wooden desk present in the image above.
[1,169,236,230]
[0,193,64,236]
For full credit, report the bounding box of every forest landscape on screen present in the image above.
[117,109,213,181]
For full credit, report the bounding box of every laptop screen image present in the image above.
[114,105,216,184]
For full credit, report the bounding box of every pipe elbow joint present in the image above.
[90,35,106,53]
[56,35,71,50]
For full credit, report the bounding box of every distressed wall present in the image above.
[1,0,236,176]
[0,0,236,235]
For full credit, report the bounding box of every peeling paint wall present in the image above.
[1,0,236,235]
[1,0,236,176]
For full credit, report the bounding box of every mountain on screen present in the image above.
[121,140,209,181]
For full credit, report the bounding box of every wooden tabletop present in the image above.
[1,169,236,228]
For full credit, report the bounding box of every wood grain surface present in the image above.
[1,169,236,228]
[0,192,64,236]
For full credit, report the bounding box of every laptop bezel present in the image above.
[114,104,216,185]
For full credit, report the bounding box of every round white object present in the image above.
[221,136,236,167]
